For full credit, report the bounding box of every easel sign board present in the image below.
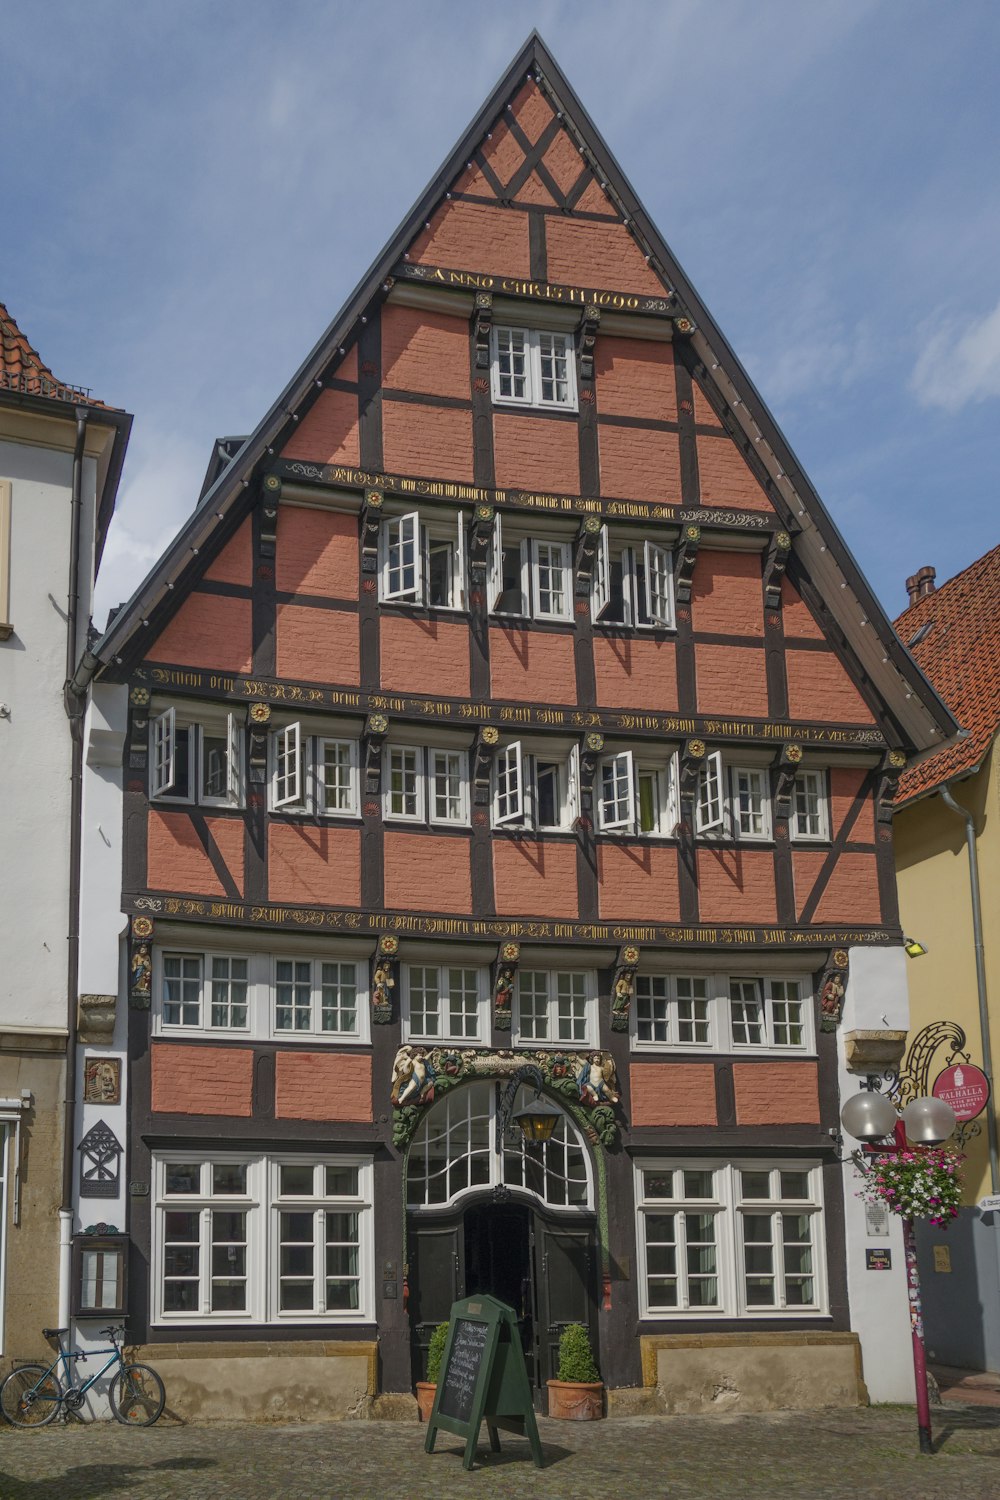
[424,1293,544,1471]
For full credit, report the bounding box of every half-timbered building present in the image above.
[74,35,957,1417]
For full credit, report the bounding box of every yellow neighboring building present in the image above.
[894,551,1000,1373]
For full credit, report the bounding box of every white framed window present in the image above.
[597,751,678,836]
[268,727,360,818]
[592,529,675,630]
[489,515,573,622]
[150,708,243,808]
[274,958,362,1038]
[634,1160,826,1319]
[730,977,806,1050]
[378,510,466,609]
[492,742,579,832]
[490,326,577,410]
[634,975,712,1048]
[382,744,469,827]
[791,770,830,841]
[153,1153,373,1324]
[514,970,596,1047]
[403,965,489,1043]
[696,754,773,841]
[631,972,813,1055]
[153,949,369,1043]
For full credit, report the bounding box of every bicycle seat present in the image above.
[42,1327,68,1338]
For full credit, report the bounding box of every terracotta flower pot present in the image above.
[546,1378,604,1420]
[415,1381,436,1422]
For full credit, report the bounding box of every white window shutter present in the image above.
[592,525,611,619]
[495,740,524,825]
[566,743,581,824]
[695,751,725,833]
[273,721,302,808]
[600,751,634,830]
[226,712,241,804]
[489,512,504,610]
[644,540,674,626]
[383,512,421,600]
[455,510,467,610]
[151,707,176,797]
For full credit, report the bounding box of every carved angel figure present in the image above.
[391,1047,434,1108]
[577,1053,619,1107]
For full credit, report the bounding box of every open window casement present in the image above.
[488,512,505,610]
[495,740,524,825]
[643,541,674,627]
[592,525,612,621]
[151,708,177,798]
[454,510,467,611]
[273,722,302,808]
[382,512,422,600]
[226,712,242,805]
[566,743,581,825]
[695,751,725,834]
[599,751,635,830]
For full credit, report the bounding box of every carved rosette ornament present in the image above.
[372,935,399,1024]
[389,1045,621,1149]
[819,948,850,1033]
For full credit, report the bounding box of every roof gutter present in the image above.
[939,783,999,1193]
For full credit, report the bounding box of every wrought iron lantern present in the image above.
[496,1065,563,1151]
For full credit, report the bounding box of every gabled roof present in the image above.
[0,301,132,567]
[86,33,958,756]
[0,302,112,409]
[893,544,1000,803]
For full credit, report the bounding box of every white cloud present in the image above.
[910,297,1000,412]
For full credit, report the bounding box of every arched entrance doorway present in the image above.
[405,1080,598,1400]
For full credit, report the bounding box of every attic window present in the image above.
[907,621,934,648]
[490,328,577,411]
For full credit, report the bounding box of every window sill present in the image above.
[377,601,470,620]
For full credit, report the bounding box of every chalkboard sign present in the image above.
[424,1294,543,1472]
[438,1318,489,1424]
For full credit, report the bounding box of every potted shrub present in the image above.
[547,1323,603,1420]
[415,1322,449,1422]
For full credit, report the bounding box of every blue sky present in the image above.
[4,1,998,627]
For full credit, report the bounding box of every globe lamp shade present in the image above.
[902,1096,957,1145]
[513,1096,562,1144]
[840,1090,897,1142]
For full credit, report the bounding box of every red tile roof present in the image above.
[894,544,1000,803]
[0,302,114,409]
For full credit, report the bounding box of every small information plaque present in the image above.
[866,1248,892,1271]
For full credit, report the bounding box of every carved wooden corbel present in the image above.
[247,702,271,784]
[578,304,601,382]
[127,685,150,771]
[372,935,399,1025]
[472,726,499,806]
[129,916,154,1010]
[762,529,792,610]
[260,474,281,559]
[360,488,383,575]
[473,292,494,370]
[468,503,495,587]
[577,732,604,826]
[574,516,603,597]
[876,750,907,823]
[679,737,707,804]
[819,948,850,1033]
[674,525,701,604]
[773,741,803,818]
[493,942,520,1031]
[363,713,389,795]
[611,944,640,1033]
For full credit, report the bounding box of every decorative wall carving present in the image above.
[78,1120,123,1199]
[819,948,850,1032]
[83,1057,121,1106]
[129,916,153,1009]
[372,934,398,1024]
[492,941,519,1030]
[77,994,117,1046]
[611,944,640,1033]
[389,1044,621,1148]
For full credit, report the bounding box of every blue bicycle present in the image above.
[0,1325,165,1428]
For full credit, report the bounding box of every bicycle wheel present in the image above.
[109,1362,165,1426]
[0,1364,62,1428]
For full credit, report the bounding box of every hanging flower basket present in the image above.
[857,1148,963,1228]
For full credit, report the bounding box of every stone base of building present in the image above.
[137,1341,378,1422]
[635,1332,866,1415]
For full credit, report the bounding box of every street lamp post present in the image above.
[840,1089,958,1456]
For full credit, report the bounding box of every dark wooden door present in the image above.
[408,1219,463,1381]
[532,1216,598,1387]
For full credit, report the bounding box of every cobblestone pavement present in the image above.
[2,1406,1000,1500]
